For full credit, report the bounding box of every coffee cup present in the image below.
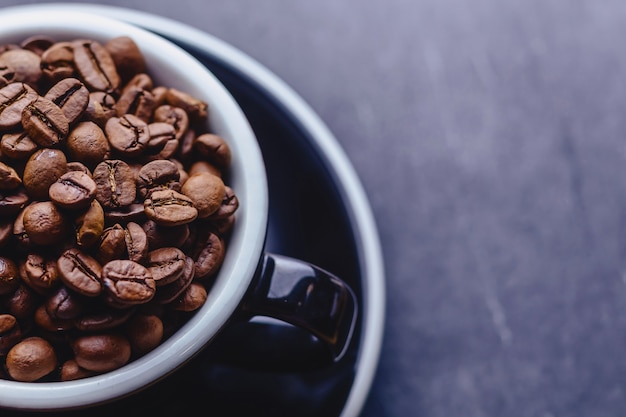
[0,7,357,411]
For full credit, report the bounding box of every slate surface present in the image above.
[2,1,626,416]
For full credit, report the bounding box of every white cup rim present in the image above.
[0,7,268,410]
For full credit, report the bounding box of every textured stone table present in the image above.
[2,0,626,416]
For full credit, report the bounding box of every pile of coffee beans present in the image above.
[0,35,239,382]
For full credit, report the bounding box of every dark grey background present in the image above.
[3,1,626,416]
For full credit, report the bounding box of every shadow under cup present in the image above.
[0,8,358,411]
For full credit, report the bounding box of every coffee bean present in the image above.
[142,220,189,250]
[20,36,53,56]
[22,201,67,246]
[124,222,148,264]
[146,247,186,287]
[0,82,38,129]
[19,253,60,295]
[74,199,104,248]
[23,148,67,200]
[0,161,21,190]
[49,171,97,210]
[60,359,96,381]
[0,131,38,160]
[44,77,88,124]
[72,333,130,373]
[74,305,135,332]
[181,172,225,218]
[84,91,116,127]
[72,40,120,93]
[124,314,162,355]
[0,49,42,87]
[104,36,146,83]
[154,255,194,305]
[191,228,225,280]
[66,121,110,168]
[0,314,21,355]
[193,133,231,169]
[136,159,180,198]
[171,282,207,312]
[105,114,149,157]
[0,257,19,295]
[164,88,208,120]
[104,202,146,225]
[0,189,28,217]
[210,185,239,220]
[102,260,155,306]
[93,160,136,209]
[6,336,57,381]
[6,284,37,320]
[58,248,103,297]
[153,105,189,141]
[144,189,198,226]
[46,285,84,320]
[115,85,155,122]
[22,96,69,147]
[97,224,126,265]
[40,41,75,83]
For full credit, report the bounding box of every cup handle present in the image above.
[237,253,358,363]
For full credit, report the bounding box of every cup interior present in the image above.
[0,6,267,410]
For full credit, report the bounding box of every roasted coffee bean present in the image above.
[23,148,67,200]
[22,201,68,246]
[6,284,38,320]
[66,161,92,176]
[73,40,120,93]
[60,359,96,381]
[193,133,231,169]
[0,188,28,217]
[192,228,225,280]
[0,161,21,190]
[19,253,60,295]
[74,199,104,248]
[181,172,225,218]
[153,105,188,141]
[144,189,198,226]
[6,336,57,381]
[93,160,136,209]
[104,36,146,83]
[44,77,89,124]
[210,186,239,220]
[124,73,153,91]
[171,282,207,312]
[49,171,97,210]
[146,247,186,287]
[58,248,103,297]
[142,220,189,250]
[125,314,163,355]
[20,36,53,56]
[0,49,42,87]
[72,333,130,372]
[0,257,19,295]
[66,121,110,168]
[176,127,195,161]
[154,255,194,305]
[105,114,150,157]
[74,305,135,332]
[0,58,15,86]
[97,224,126,265]
[40,42,75,83]
[145,122,176,155]
[104,202,146,225]
[188,160,221,178]
[0,82,38,129]
[46,285,84,320]
[0,314,21,355]
[11,206,29,249]
[0,131,38,160]
[34,303,73,332]
[124,222,148,264]
[136,159,180,198]
[102,260,155,306]
[115,85,155,122]
[22,96,69,147]
[84,91,116,127]
[164,88,208,120]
